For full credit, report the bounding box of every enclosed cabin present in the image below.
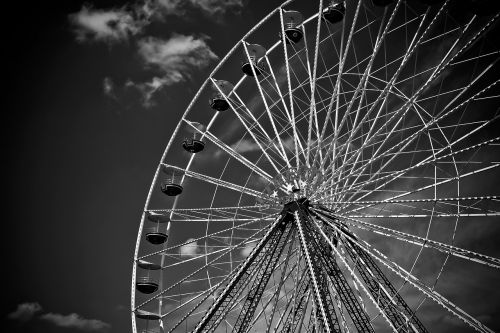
[371,0,395,6]
[281,10,304,44]
[242,43,267,77]
[136,258,161,294]
[160,165,183,196]
[209,80,234,112]
[323,1,346,24]
[182,122,206,153]
[145,212,170,245]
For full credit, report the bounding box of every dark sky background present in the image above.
[3,0,288,332]
[3,1,499,333]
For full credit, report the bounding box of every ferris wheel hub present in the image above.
[258,166,324,207]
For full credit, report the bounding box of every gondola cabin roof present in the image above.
[212,80,234,95]
[137,260,161,270]
[146,212,170,223]
[244,43,266,60]
[282,10,304,25]
[135,310,161,321]
[187,121,205,134]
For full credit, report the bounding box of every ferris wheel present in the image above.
[131,0,500,332]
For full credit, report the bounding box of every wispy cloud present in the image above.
[156,0,244,17]
[69,0,244,43]
[69,5,149,43]
[231,138,261,154]
[128,34,218,106]
[8,302,110,332]
[241,240,257,257]
[180,238,201,257]
[40,312,111,332]
[7,302,42,322]
[103,77,116,98]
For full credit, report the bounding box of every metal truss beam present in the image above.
[304,217,375,333]
[233,222,294,333]
[315,208,428,333]
[279,272,310,333]
[290,200,341,333]
[193,215,286,333]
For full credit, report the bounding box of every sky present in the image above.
[3,1,500,333]
[3,0,286,332]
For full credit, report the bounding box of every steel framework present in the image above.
[132,0,500,332]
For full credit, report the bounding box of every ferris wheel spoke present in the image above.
[183,119,276,184]
[139,214,275,261]
[303,0,324,165]
[161,163,267,199]
[315,136,500,205]
[231,89,292,165]
[315,0,361,164]
[161,283,224,330]
[342,230,495,333]
[331,211,500,270]
[262,58,322,162]
[319,161,500,209]
[326,83,500,203]
[318,195,500,207]
[449,50,500,67]
[279,8,301,169]
[335,1,400,158]
[263,55,294,123]
[319,2,454,179]
[242,42,293,168]
[351,12,495,161]
[344,212,500,218]
[210,78,285,175]
[282,45,324,156]
[309,212,400,332]
[321,80,499,203]
[135,219,273,311]
[148,205,275,219]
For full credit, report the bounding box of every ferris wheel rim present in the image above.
[132,1,500,332]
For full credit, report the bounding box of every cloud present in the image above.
[241,240,257,257]
[7,302,42,322]
[69,5,149,43]
[138,35,218,73]
[103,77,116,98]
[8,303,109,332]
[128,34,218,106]
[180,238,201,257]
[156,0,244,17]
[231,138,261,154]
[69,0,243,43]
[40,312,111,332]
